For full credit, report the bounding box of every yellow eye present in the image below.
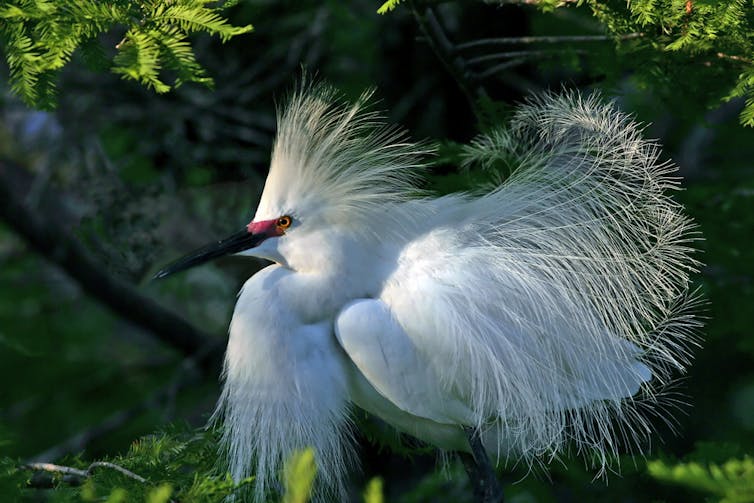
[277,215,292,229]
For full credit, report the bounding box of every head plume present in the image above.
[254,83,431,228]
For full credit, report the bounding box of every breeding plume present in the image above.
[156,85,700,501]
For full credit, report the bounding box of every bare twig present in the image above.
[89,462,148,482]
[415,0,579,6]
[410,2,488,116]
[478,58,529,78]
[715,51,752,64]
[466,49,586,65]
[21,461,147,484]
[496,0,579,4]
[457,32,643,50]
[28,340,221,462]
[0,159,216,358]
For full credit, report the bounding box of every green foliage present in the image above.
[0,458,26,500]
[395,462,474,503]
[0,426,257,502]
[376,0,402,15]
[574,0,754,125]
[648,456,754,503]
[354,410,435,459]
[363,477,384,503]
[282,448,316,503]
[0,436,388,502]
[0,0,252,108]
[379,0,754,126]
[146,483,173,503]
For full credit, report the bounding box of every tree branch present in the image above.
[493,0,580,4]
[28,341,220,462]
[411,3,488,116]
[456,32,643,50]
[466,49,586,65]
[21,461,147,487]
[0,159,216,357]
[478,58,529,78]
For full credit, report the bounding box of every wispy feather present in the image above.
[204,86,701,501]
[382,91,701,469]
[255,83,431,230]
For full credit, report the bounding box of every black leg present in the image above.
[459,427,504,503]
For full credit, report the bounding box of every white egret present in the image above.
[155,84,700,502]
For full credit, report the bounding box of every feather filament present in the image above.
[212,86,702,499]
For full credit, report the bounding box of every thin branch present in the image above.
[467,51,533,65]
[457,32,643,50]
[28,405,152,464]
[414,0,579,6]
[478,58,529,78]
[715,51,752,64]
[495,0,579,4]
[22,463,89,480]
[0,159,215,357]
[88,462,148,482]
[28,340,221,463]
[466,49,586,65]
[410,2,487,116]
[21,461,147,484]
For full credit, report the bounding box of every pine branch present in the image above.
[113,29,171,93]
[152,4,253,41]
[377,0,403,14]
[0,0,252,108]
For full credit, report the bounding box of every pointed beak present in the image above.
[153,220,280,279]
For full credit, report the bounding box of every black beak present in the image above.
[153,228,265,280]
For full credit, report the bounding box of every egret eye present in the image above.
[277,215,293,229]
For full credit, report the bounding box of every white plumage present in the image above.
[161,84,701,501]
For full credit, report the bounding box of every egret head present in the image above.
[154,83,429,278]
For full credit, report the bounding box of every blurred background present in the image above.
[1,0,753,501]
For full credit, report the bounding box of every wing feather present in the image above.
[374,93,699,467]
[335,299,474,426]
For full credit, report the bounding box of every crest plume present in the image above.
[255,83,430,226]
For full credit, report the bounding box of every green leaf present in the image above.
[377,0,403,15]
[0,0,253,108]
[112,29,170,93]
[363,477,384,503]
[152,4,253,42]
[147,483,173,503]
[647,457,754,503]
[104,487,128,503]
[283,448,317,503]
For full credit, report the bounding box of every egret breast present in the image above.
[216,264,355,501]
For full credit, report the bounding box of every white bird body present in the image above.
[218,209,477,499]
[159,85,700,502]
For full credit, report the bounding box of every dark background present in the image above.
[1,1,753,501]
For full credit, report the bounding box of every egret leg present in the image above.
[459,427,504,503]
